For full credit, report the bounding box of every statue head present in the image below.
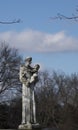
[34,64,40,71]
[25,57,32,66]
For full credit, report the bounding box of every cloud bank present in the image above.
[0,29,78,52]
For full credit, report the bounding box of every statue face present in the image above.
[34,64,40,70]
[25,60,32,66]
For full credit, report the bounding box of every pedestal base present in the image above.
[18,123,32,130]
[18,123,41,130]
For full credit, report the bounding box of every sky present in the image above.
[0,0,78,75]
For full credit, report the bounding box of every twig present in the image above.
[0,19,21,24]
[50,13,78,22]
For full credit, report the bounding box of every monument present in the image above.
[18,57,40,129]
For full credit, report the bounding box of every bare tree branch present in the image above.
[50,6,78,22]
[50,13,78,22]
[0,19,21,24]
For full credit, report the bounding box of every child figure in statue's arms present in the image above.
[30,64,40,84]
[20,57,40,86]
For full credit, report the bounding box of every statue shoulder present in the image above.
[20,64,26,70]
[20,64,25,67]
[20,64,28,72]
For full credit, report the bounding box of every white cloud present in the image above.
[0,29,78,52]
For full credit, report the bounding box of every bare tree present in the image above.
[35,71,59,128]
[35,70,78,129]
[0,43,22,95]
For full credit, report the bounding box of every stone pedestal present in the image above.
[18,122,32,130]
[18,123,41,130]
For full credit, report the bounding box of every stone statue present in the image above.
[19,57,40,129]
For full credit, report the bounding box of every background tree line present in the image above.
[0,43,78,130]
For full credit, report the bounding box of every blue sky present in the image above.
[0,0,78,75]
